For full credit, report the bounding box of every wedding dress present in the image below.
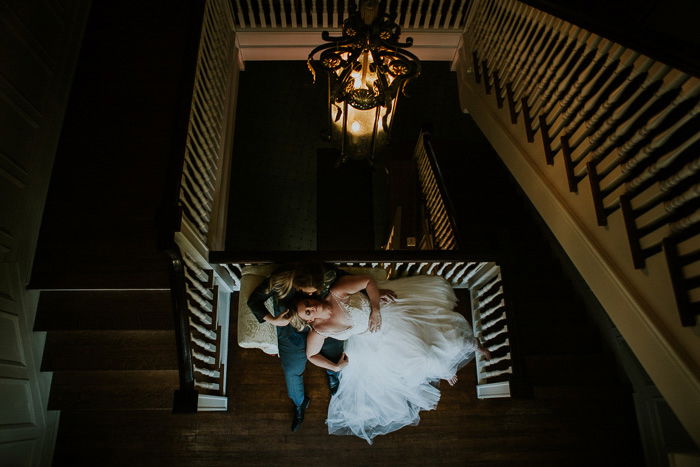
[316,275,478,444]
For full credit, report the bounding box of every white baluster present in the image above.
[187,287,214,313]
[185,270,214,300]
[193,352,216,365]
[192,336,217,353]
[331,0,338,28]
[301,0,308,28]
[664,184,700,214]
[479,301,506,320]
[322,0,329,28]
[482,324,508,342]
[268,0,277,27]
[659,153,700,193]
[280,0,287,27]
[291,0,298,27]
[257,0,267,27]
[423,0,434,28]
[480,367,513,380]
[195,366,221,378]
[442,0,453,28]
[194,380,220,390]
[245,0,256,28]
[453,0,467,30]
[568,54,650,165]
[412,0,424,28]
[188,302,213,326]
[190,318,217,340]
[433,0,446,29]
[396,0,406,28]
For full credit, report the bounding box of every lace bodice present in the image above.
[315,292,371,340]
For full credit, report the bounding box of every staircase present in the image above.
[36,291,177,412]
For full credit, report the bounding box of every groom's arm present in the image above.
[247,279,291,326]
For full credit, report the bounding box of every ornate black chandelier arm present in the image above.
[320,30,350,43]
[329,49,364,102]
[378,39,422,65]
[307,41,351,83]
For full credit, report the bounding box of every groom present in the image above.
[247,263,346,432]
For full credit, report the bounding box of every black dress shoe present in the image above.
[291,396,310,432]
[327,374,339,396]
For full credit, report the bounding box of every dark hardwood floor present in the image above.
[52,285,643,466]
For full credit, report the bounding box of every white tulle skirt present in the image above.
[326,275,477,444]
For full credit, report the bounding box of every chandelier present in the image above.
[307,0,421,164]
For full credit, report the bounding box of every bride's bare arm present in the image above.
[306,330,348,371]
[333,275,382,332]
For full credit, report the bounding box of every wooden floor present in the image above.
[53,288,643,467]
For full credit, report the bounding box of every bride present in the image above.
[290,273,490,444]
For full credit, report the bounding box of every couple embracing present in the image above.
[247,262,490,444]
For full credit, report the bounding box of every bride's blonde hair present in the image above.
[287,296,311,332]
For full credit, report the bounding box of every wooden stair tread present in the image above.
[35,290,173,331]
[29,261,170,289]
[49,370,179,411]
[42,330,178,371]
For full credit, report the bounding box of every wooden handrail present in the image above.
[415,130,462,250]
[208,249,498,264]
[166,246,198,413]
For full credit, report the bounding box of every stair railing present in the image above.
[414,130,460,250]
[168,0,240,412]
[230,0,470,31]
[467,262,514,398]
[455,0,700,444]
[209,250,517,396]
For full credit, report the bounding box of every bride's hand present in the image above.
[368,310,382,332]
[379,288,397,304]
[335,352,349,371]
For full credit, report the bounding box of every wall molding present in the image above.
[236,31,461,62]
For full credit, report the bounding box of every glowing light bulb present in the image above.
[351,121,361,133]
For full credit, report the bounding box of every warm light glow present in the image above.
[308,4,421,161]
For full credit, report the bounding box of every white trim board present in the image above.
[236,31,461,62]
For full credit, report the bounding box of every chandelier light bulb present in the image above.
[351,121,362,133]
